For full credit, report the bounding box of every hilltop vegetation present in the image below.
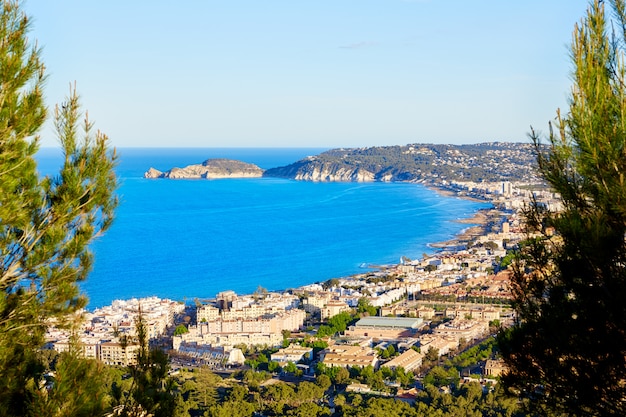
[264,142,540,183]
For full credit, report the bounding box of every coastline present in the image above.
[428,208,496,249]
[422,180,487,203]
[421,182,499,252]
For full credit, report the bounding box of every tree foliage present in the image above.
[32,347,110,417]
[498,1,626,415]
[174,324,189,336]
[0,1,118,414]
[115,310,185,417]
[168,357,527,417]
[357,297,378,316]
[423,366,460,388]
[317,311,354,337]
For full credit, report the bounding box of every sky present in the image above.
[23,0,589,148]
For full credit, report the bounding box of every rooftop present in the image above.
[355,316,423,329]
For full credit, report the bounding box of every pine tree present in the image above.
[115,308,185,417]
[498,1,626,415]
[31,336,110,417]
[0,0,117,414]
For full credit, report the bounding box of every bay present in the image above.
[36,147,489,309]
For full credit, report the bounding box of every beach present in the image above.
[425,182,503,251]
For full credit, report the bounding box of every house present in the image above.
[484,359,507,378]
[270,344,313,365]
[395,387,419,404]
[346,383,371,393]
[321,299,352,320]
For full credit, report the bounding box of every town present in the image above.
[44,175,559,402]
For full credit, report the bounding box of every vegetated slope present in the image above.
[264,142,539,183]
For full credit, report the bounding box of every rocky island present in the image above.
[144,158,264,179]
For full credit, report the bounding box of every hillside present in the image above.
[264,142,540,183]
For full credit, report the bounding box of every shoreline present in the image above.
[422,181,488,203]
[422,182,499,252]
[428,209,494,250]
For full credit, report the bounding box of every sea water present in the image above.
[35,148,489,308]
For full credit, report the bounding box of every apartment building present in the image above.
[52,337,100,360]
[175,306,305,350]
[303,293,331,315]
[47,297,183,365]
[197,305,219,322]
[381,349,423,372]
[418,334,458,357]
[344,317,423,340]
[100,342,140,366]
[320,344,379,369]
[433,318,489,342]
[270,344,314,365]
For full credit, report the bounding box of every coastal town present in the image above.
[4,0,624,412]
[45,173,557,397]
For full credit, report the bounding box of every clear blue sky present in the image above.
[24,0,588,148]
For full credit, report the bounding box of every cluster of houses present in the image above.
[169,286,507,378]
[172,290,306,362]
[252,304,504,391]
[46,296,185,366]
[321,308,500,370]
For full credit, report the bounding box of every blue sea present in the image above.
[36,148,490,309]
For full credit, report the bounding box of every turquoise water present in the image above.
[36,148,489,308]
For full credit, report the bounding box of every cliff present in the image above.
[263,157,378,182]
[144,159,264,179]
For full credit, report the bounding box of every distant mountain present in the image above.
[263,142,540,183]
[144,158,264,179]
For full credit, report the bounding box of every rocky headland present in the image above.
[263,142,540,183]
[144,158,264,179]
